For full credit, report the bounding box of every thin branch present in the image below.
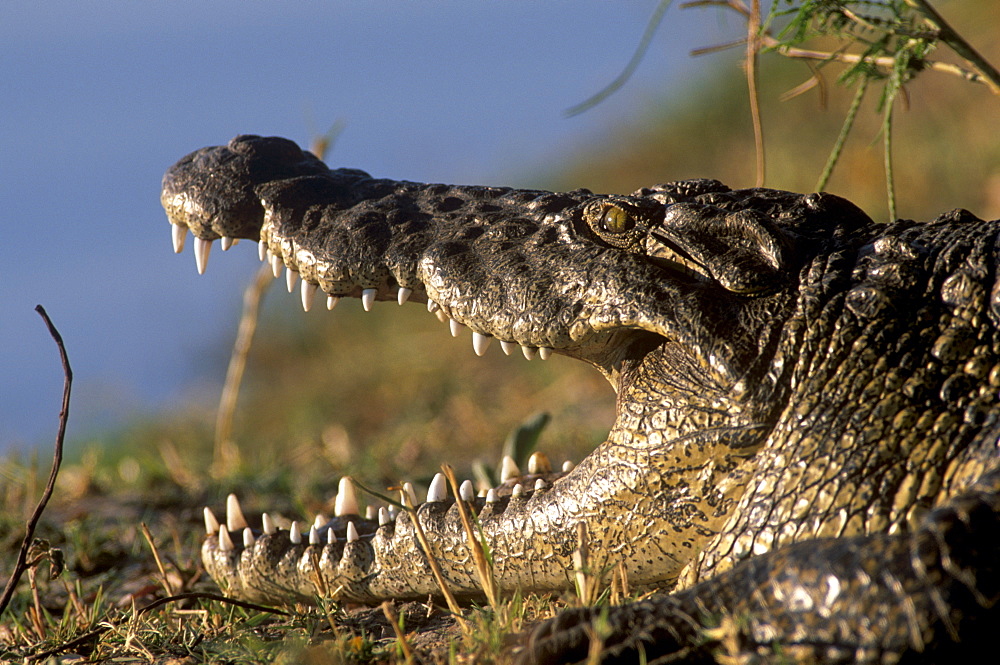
[905,0,1000,94]
[565,0,674,117]
[761,36,990,86]
[687,0,996,88]
[690,38,746,57]
[0,306,72,617]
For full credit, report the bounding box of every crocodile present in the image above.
[161,135,999,663]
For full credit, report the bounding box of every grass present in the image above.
[0,444,611,663]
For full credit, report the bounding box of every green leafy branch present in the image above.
[575,0,999,219]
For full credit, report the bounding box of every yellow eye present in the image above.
[600,206,632,234]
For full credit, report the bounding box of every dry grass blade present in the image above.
[382,601,416,665]
[0,306,72,618]
[140,523,176,597]
[442,464,499,607]
[400,488,467,630]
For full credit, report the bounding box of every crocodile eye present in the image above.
[600,206,633,234]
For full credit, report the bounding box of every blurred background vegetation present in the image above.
[5,0,999,520]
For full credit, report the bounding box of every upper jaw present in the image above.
[161,136,777,386]
[160,134,335,244]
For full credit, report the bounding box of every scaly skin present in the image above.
[162,135,999,662]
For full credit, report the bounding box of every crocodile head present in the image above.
[162,135,878,602]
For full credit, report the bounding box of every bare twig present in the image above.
[0,306,72,618]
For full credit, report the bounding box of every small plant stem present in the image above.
[883,104,897,221]
[815,77,868,192]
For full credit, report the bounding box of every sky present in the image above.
[1,1,733,451]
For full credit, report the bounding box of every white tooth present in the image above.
[435,309,449,322]
[362,289,376,311]
[388,505,399,520]
[459,479,475,502]
[327,295,340,310]
[366,505,376,520]
[335,477,360,516]
[472,332,492,356]
[528,451,551,475]
[262,512,276,535]
[301,281,317,311]
[327,529,336,545]
[204,507,220,535]
[478,489,488,498]
[221,236,234,251]
[309,525,320,545]
[243,527,255,547]
[258,240,268,261]
[289,521,301,544]
[512,483,524,499]
[535,478,547,491]
[427,473,448,502]
[500,455,521,483]
[401,482,418,508]
[285,267,298,293]
[562,460,575,473]
[427,300,439,313]
[218,526,234,551]
[398,288,412,305]
[313,514,327,530]
[194,237,212,275]
[346,522,359,543]
[539,347,553,360]
[500,341,517,356]
[227,494,248,531]
[171,225,188,254]
[486,488,499,504]
[378,507,390,526]
[450,320,465,337]
[522,346,538,361]
[270,253,283,278]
